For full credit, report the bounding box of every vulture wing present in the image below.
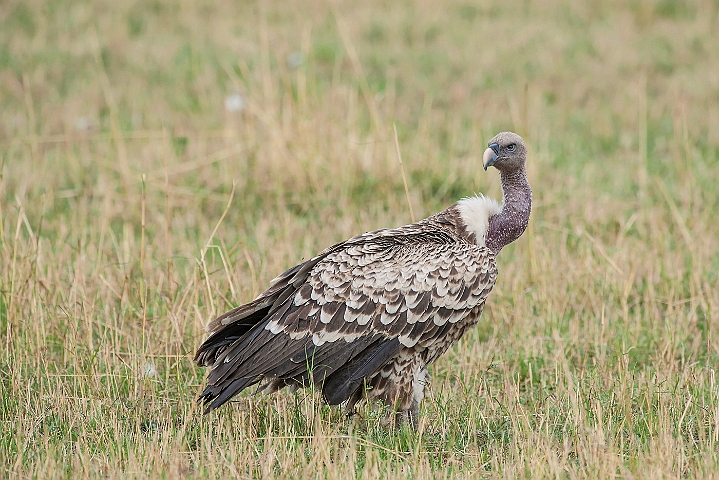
[195,226,497,412]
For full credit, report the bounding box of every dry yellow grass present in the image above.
[2,0,719,477]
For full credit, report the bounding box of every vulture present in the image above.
[195,131,532,427]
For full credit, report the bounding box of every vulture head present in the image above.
[482,132,526,172]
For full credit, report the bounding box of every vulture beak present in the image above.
[483,143,500,171]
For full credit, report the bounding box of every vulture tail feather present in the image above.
[193,307,271,366]
[201,376,257,413]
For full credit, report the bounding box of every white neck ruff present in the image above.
[456,195,501,247]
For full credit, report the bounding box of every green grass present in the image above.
[2,0,719,477]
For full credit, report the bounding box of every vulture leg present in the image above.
[395,399,420,429]
[395,365,427,429]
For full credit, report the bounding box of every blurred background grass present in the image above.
[2,0,719,478]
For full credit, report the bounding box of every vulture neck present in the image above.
[485,166,532,254]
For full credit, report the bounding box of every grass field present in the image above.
[2,0,719,477]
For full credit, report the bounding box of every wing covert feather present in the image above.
[265,240,497,348]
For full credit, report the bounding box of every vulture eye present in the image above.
[507,144,516,152]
